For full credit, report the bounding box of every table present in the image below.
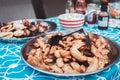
[0,17,120,80]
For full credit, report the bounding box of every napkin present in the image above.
[109,19,120,28]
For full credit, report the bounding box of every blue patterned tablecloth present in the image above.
[0,17,120,80]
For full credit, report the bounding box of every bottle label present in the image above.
[98,16,108,27]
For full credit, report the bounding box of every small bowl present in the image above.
[59,13,85,28]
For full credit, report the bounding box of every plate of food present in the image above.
[21,29,120,77]
[0,19,57,43]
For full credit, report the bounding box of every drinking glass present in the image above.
[86,3,97,31]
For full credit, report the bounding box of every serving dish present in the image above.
[21,29,120,77]
[0,19,57,43]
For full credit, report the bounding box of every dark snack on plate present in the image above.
[0,19,49,38]
[25,32,111,74]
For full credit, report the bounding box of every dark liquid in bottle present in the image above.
[98,15,109,30]
[98,0,109,30]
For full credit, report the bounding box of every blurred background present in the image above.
[0,0,117,22]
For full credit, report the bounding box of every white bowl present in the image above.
[59,13,85,28]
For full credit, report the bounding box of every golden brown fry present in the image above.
[50,65,63,73]
[13,30,24,37]
[56,58,64,67]
[91,45,103,58]
[70,40,88,62]
[79,65,86,73]
[70,62,81,72]
[86,57,99,72]
[26,32,110,74]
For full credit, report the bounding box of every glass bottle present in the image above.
[75,0,86,14]
[65,0,74,13]
[98,0,109,30]
[86,3,97,24]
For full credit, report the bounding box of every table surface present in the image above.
[0,17,120,80]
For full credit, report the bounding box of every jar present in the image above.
[86,3,97,24]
